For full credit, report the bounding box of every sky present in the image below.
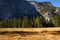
[35,0,60,7]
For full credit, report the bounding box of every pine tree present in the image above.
[17,19,22,28]
[32,16,35,27]
[2,19,8,28]
[13,18,17,28]
[22,16,28,28]
[28,18,33,28]
[8,19,14,28]
[35,16,42,27]
[0,20,3,28]
[53,14,60,27]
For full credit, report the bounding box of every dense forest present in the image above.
[0,14,60,28]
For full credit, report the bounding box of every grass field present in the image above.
[0,28,60,40]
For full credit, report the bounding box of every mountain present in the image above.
[0,0,60,21]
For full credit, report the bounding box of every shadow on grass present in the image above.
[0,31,39,36]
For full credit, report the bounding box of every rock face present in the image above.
[29,1,59,21]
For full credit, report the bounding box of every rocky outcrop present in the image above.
[29,1,59,21]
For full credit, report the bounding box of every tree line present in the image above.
[0,14,60,28]
[0,16,43,28]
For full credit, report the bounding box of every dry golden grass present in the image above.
[0,28,60,40]
[0,28,60,32]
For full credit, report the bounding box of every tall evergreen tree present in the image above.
[13,18,17,28]
[17,19,22,28]
[0,20,3,28]
[22,16,28,28]
[53,14,60,27]
[35,16,42,27]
